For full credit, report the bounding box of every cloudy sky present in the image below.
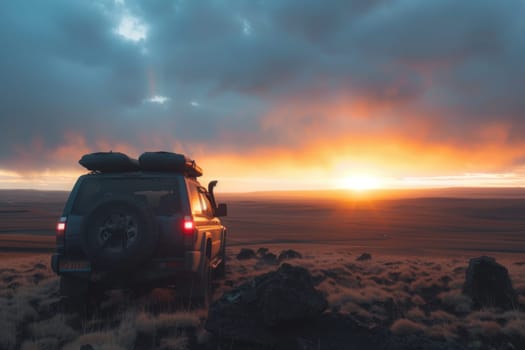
[1,0,524,191]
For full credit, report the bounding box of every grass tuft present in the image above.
[390,318,426,335]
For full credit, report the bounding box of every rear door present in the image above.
[67,175,184,257]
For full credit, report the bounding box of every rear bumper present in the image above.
[51,250,203,282]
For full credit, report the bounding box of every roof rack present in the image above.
[139,152,203,177]
[78,151,203,177]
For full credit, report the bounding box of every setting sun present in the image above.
[337,175,382,191]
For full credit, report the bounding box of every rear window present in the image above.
[71,177,181,215]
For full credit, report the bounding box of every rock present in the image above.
[278,249,303,261]
[206,263,327,345]
[224,279,234,287]
[292,313,384,350]
[236,248,256,260]
[259,264,328,327]
[384,334,466,350]
[462,256,518,310]
[260,252,279,265]
[296,337,319,350]
[357,253,372,261]
[32,272,45,284]
[26,338,61,350]
[34,263,47,270]
[207,309,467,350]
[256,247,269,257]
[439,275,452,285]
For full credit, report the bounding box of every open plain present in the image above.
[1,189,524,349]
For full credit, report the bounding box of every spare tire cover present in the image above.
[80,196,158,270]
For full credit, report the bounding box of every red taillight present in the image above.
[183,216,194,235]
[56,217,66,245]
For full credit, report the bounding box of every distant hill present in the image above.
[0,189,69,202]
[1,187,525,203]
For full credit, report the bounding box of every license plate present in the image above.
[59,260,91,272]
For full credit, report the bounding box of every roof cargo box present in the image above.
[139,151,203,177]
[79,152,140,172]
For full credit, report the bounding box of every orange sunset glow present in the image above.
[1,1,524,193]
[1,126,524,192]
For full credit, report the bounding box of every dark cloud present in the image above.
[0,0,524,173]
[0,1,148,164]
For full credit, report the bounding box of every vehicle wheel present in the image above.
[60,276,106,314]
[81,197,158,271]
[60,275,89,299]
[60,275,90,313]
[215,246,226,279]
[194,257,212,307]
[179,259,211,308]
[131,284,152,298]
[215,259,226,279]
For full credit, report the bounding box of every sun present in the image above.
[338,175,382,191]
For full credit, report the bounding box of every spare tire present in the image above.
[80,196,158,271]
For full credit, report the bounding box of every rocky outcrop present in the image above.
[260,252,279,265]
[236,248,256,260]
[256,247,269,257]
[206,263,327,345]
[357,253,372,261]
[462,256,518,310]
[278,249,303,261]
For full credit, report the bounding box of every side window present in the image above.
[188,183,202,215]
[198,189,214,218]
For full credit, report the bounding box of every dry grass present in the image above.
[135,311,201,333]
[503,319,525,337]
[390,318,427,335]
[222,247,525,348]
[406,307,425,321]
[0,248,524,349]
[0,252,217,350]
[27,314,78,342]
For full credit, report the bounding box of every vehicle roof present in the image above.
[78,171,196,179]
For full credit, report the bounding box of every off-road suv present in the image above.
[51,151,227,305]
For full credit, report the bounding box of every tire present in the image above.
[179,258,211,308]
[215,241,226,279]
[60,276,106,314]
[60,276,89,312]
[60,275,89,299]
[215,258,226,279]
[131,284,152,298]
[80,197,158,271]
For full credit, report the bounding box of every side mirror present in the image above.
[215,203,227,217]
[208,180,218,208]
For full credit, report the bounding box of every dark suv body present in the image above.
[51,152,227,304]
